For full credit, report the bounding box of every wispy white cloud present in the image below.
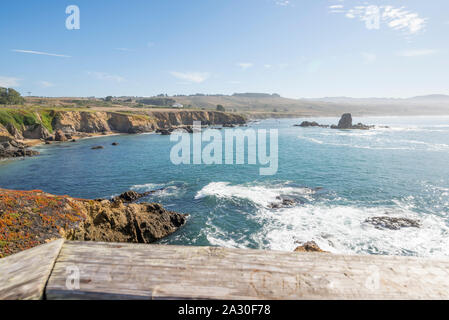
[115,48,135,52]
[264,64,272,69]
[362,52,377,63]
[12,49,71,58]
[237,62,253,70]
[0,76,20,87]
[331,5,427,35]
[38,81,54,88]
[329,4,344,13]
[383,6,426,34]
[87,71,125,83]
[397,49,437,57]
[275,0,291,7]
[170,71,210,83]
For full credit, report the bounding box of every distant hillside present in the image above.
[171,93,449,117]
[13,93,449,118]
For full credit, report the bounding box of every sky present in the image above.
[0,0,448,99]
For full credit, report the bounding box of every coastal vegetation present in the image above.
[0,87,25,105]
[0,108,56,132]
[0,188,187,258]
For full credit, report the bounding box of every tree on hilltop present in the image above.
[0,87,25,105]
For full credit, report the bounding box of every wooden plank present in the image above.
[0,239,64,300]
[46,241,449,300]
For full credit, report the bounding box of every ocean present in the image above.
[1,116,449,257]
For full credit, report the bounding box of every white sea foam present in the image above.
[297,133,449,152]
[195,181,314,207]
[253,203,449,257]
[131,181,185,198]
[131,182,162,190]
[196,182,449,257]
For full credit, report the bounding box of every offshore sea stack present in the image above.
[331,113,374,130]
[295,113,374,130]
[0,188,187,257]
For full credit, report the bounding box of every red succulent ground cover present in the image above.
[0,188,85,258]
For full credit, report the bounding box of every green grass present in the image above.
[0,109,38,129]
[0,108,57,132]
[38,110,56,133]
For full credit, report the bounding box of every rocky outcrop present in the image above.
[0,188,187,257]
[365,216,421,230]
[0,133,39,159]
[66,200,186,244]
[5,123,23,140]
[294,241,327,253]
[337,113,352,129]
[295,121,329,128]
[22,124,51,140]
[111,190,151,203]
[54,129,68,141]
[331,113,374,130]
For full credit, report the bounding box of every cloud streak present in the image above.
[170,71,210,83]
[237,62,253,70]
[12,49,71,58]
[38,81,54,88]
[88,71,125,83]
[397,49,437,57]
[0,76,20,87]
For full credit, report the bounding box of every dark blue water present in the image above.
[1,116,449,257]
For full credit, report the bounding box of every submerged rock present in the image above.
[0,188,187,257]
[112,142,119,146]
[91,145,104,150]
[365,216,421,230]
[268,197,296,209]
[294,241,327,253]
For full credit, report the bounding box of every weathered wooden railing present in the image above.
[1,239,449,299]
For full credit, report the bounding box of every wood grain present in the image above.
[0,239,64,300]
[45,241,449,300]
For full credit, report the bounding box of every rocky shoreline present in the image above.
[0,188,187,258]
[0,109,246,159]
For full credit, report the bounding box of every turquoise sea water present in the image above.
[1,116,449,257]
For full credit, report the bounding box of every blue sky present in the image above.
[1,0,448,98]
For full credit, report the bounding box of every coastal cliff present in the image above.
[51,110,245,134]
[0,109,246,158]
[0,188,187,258]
